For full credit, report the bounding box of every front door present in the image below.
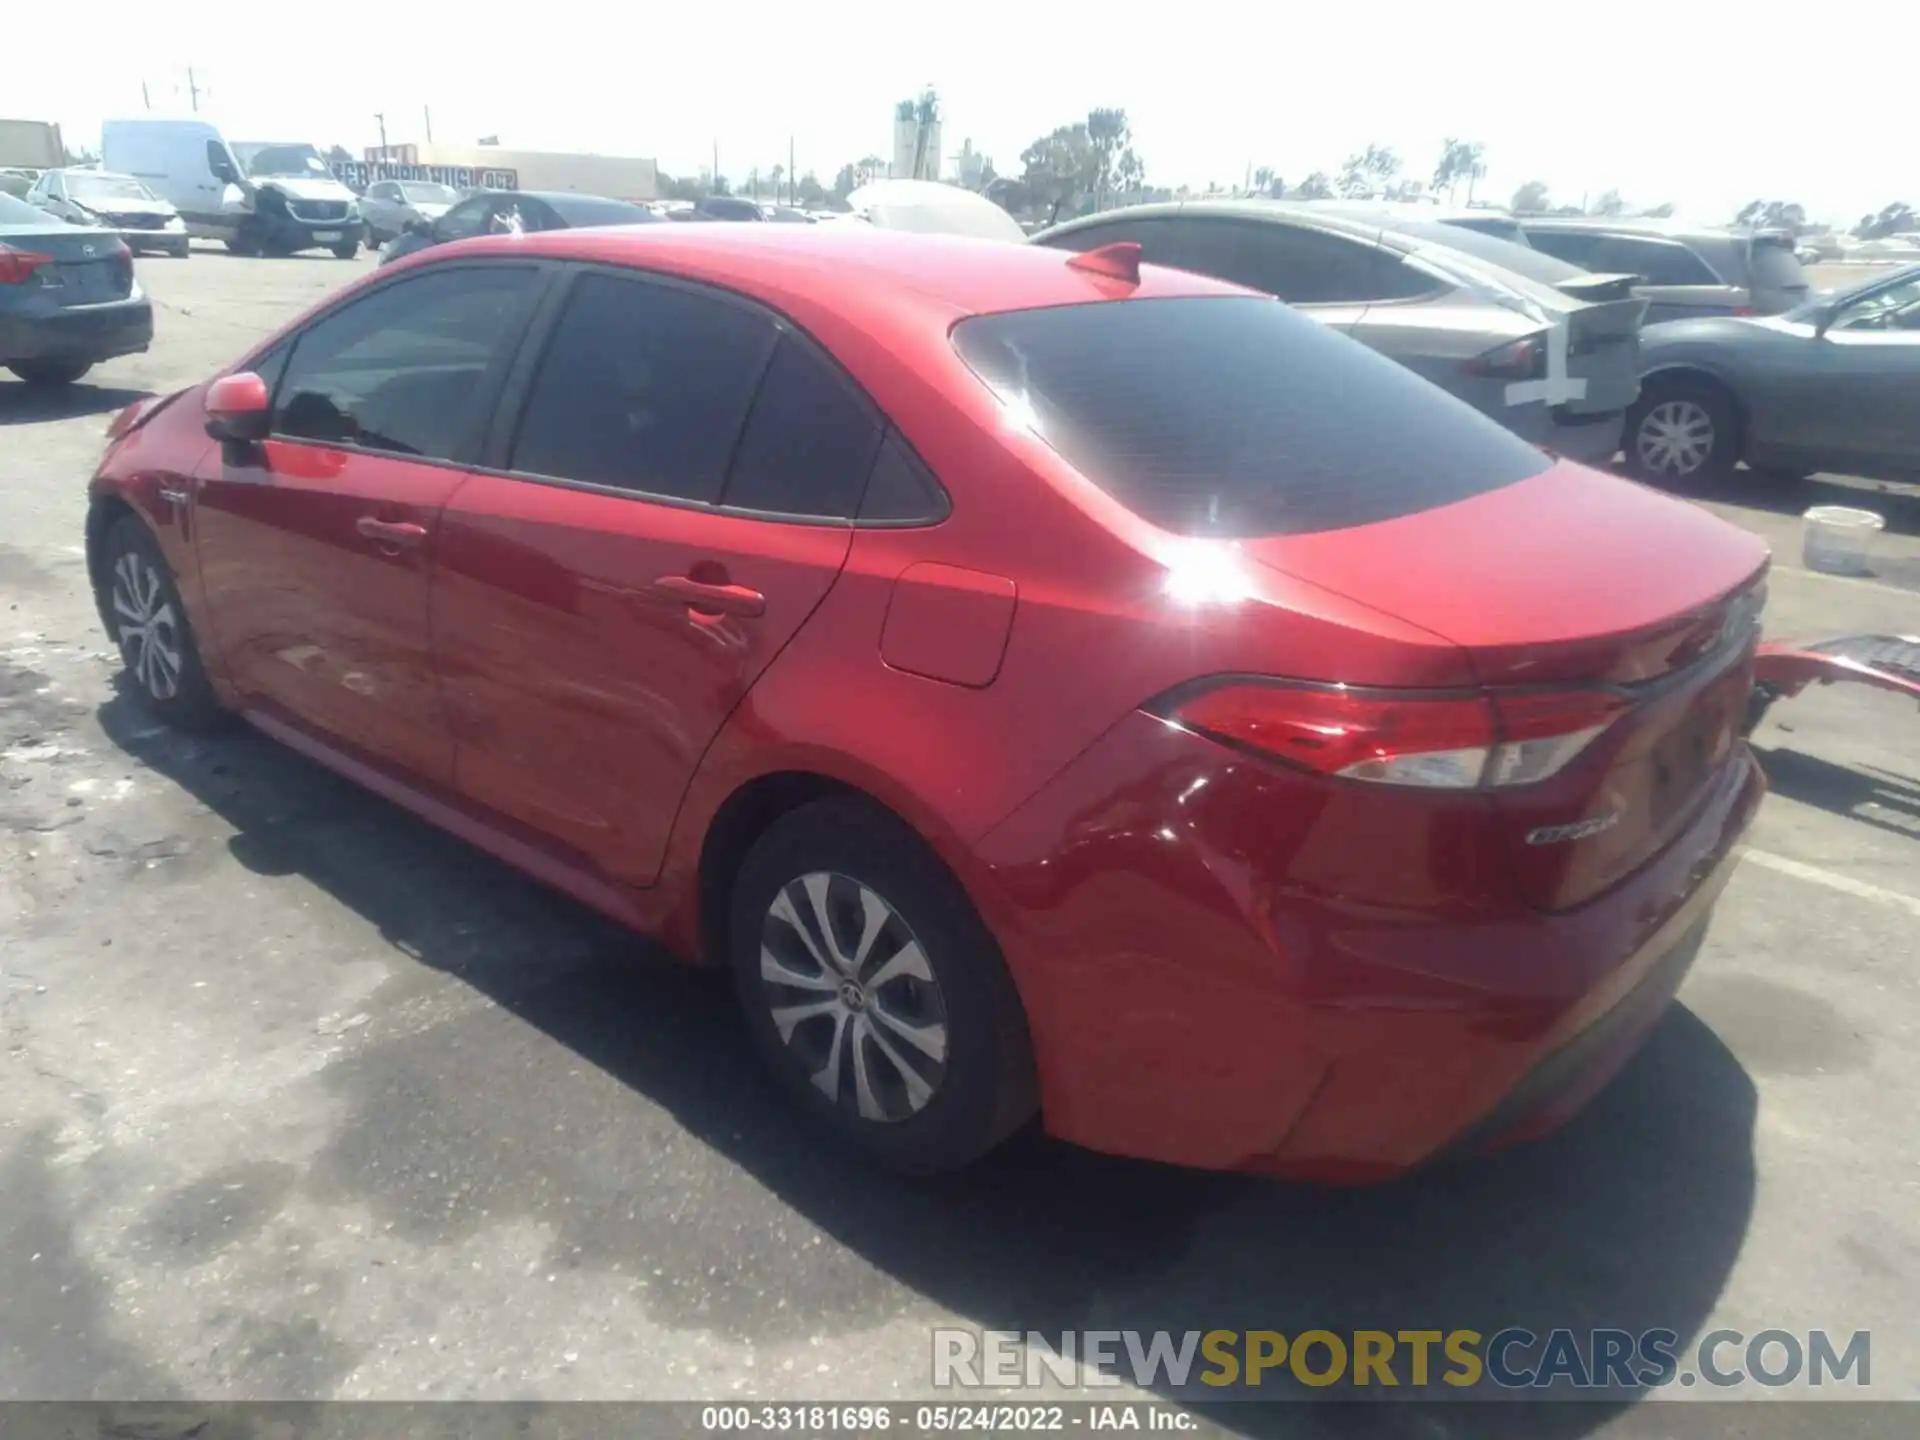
[192,262,546,784]
[1817,274,1920,478]
[434,268,883,885]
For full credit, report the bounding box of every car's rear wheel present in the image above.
[8,359,93,386]
[100,514,225,730]
[729,800,1036,1173]
[1624,381,1737,484]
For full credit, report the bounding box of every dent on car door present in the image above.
[433,269,874,887]
[191,262,547,784]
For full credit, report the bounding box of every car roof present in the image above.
[416,223,1241,327]
[1039,199,1581,301]
[1519,216,1767,243]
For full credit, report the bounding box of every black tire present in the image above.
[1623,378,1739,485]
[224,235,258,257]
[99,514,226,731]
[169,241,191,258]
[7,359,93,386]
[729,800,1037,1173]
[330,240,359,260]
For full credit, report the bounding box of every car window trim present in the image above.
[260,258,556,472]
[479,258,947,527]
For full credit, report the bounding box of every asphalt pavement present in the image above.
[1,246,1916,1437]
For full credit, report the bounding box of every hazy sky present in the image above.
[17,2,1907,226]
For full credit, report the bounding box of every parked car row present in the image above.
[87,222,1769,1179]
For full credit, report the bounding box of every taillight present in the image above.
[1462,333,1547,380]
[1159,681,1626,790]
[0,244,54,285]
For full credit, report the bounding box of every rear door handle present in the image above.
[356,516,428,548]
[652,575,766,618]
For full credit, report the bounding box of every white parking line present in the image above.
[1744,848,1920,919]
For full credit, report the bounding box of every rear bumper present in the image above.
[0,295,153,364]
[972,711,1765,1180]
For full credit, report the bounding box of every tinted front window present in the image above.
[509,273,775,500]
[719,336,881,518]
[952,297,1550,538]
[274,266,540,459]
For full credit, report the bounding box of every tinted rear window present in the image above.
[952,296,1550,538]
[1748,241,1808,292]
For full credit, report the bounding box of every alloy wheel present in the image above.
[1635,399,1716,478]
[757,872,949,1123]
[111,550,183,701]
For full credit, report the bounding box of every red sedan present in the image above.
[86,226,1768,1180]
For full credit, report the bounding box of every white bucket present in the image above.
[1801,505,1885,576]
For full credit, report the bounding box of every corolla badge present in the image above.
[1526,813,1622,846]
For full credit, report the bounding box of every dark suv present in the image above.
[1513,219,1809,322]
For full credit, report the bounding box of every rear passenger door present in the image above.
[432,267,883,886]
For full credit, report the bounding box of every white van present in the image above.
[100,117,362,258]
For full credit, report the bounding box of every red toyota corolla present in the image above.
[87,226,1768,1180]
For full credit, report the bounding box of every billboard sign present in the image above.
[332,160,520,193]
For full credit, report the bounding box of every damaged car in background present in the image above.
[1036,202,1647,464]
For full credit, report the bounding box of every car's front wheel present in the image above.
[1624,381,1737,484]
[729,800,1037,1173]
[7,359,93,386]
[330,240,359,260]
[99,514,225,730]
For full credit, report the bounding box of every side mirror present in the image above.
[205,372,271,443]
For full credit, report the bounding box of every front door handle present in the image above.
[356,516,427,548]
[652,575,766,618]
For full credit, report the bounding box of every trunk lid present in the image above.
[1245,461,1770,910]
[1,224,133,304]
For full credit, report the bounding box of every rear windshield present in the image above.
[1748,240,1809,292]
[0,193,52,226]
[952,296,1551,538]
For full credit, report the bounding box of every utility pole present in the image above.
[142,81,152,111]
[712,139,719,192]
[789,137,795,206]
[186,67,202,112]
[374,112,388,155]
[424,106,433,143]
